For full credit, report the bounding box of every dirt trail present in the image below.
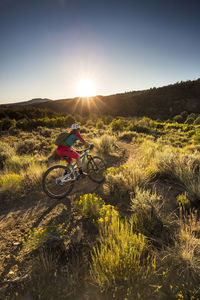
[0,142,133,289]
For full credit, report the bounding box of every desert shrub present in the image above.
[104,164,151,201]
[75,194,119,227]
[103,115,113,125]
[118,131,137,142]
[173,114,184,123]
[180,111,188,120]
[109,118,129,131]
[86,119,94,127]
[75,194,105,222]
[4,155,32,173]
[193,131,200,144]
[93,134,116,155]
[130,187,164,236]
[97,204,119,227]
[159,212,200,299]
[17,140,36,155]
[64,114,76,126]
[185,116,195,124]
[96,119,104,129]
[23,161,46,187]
[22,221,66,251]
[90,217,156,298]
[194,116,200,125]
[0,118,16,131]
[153,147,200,199]
[0,173,24,192]
[0,142,16,169]
[176,192,191,210]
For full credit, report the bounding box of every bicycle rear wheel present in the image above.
[87,156,106,183]
[42,165,74,199]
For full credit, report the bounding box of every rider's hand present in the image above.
[89,143,94,149]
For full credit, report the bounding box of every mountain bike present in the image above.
[42,147,106,199]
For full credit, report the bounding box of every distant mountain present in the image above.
[2,79,200,119]
[5,98,53,106]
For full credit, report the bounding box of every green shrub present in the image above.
[194,116,200,125]
[96,119,104,129]
[90,217,156,297]
[75,193,105,222]
[185,116,195,124]
[98,204,119,227]
[4,155,32,173]
[109,118,129,131]
[173,115,183,123]
[0,173,24,191]
[130,187,164,236]
[104,164,151,200]
[176,192,191,210]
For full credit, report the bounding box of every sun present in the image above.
[76,79,95,97]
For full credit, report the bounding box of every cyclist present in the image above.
[57,123,93,177]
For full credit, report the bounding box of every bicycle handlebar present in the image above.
[76,145,94,154]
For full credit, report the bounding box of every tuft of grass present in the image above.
[130,187,164,236]
[103,163,151,200]
[23,161,46,187]
[4,154,33,173]
[93,134,116,155]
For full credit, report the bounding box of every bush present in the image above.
[109,118,129,131]
[96,119,104,129]
[90,217,156,298]
[22,221,66,251]
[176,192,191,210]
[75,194,105,222]
[98,204,119,227]
[130,187,164,236]
[4,155,32,173]
[93,134,116,155]
[0,173,24,192]
[104,164,151,200]
[173,114,183,123]
[194,116,200,125]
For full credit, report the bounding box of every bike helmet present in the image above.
[71,123,80,130]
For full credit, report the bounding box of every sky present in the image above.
[0,0,200,104]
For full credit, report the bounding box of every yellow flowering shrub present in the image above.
[75,193,105,221]
[98,204,119,227]
[90,217,156,297]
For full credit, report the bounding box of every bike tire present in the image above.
[87,156,106,183]
[42,165,74,199]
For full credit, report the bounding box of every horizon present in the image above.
[1,0,200,104]
[2,77,200,106]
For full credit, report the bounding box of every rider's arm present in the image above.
[75,131,92,147]
[75,131,87,144]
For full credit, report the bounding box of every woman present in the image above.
[57,123,92,177]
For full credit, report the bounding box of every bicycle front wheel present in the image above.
[87,156,106,183]
[42,165,74,199]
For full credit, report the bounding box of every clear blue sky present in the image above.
[0,0,200,104]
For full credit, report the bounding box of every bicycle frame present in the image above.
[61,149,90,184]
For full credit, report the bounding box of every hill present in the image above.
[5,98,52,106]
[26,79,200,119]
[1,79,200,119]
